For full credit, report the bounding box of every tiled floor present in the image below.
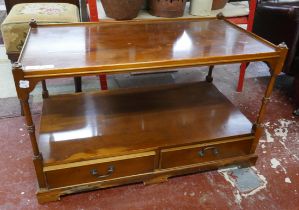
[0,59,298,209]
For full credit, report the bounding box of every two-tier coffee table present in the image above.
[12,16,287,203]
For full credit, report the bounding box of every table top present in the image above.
[20,18,279,78]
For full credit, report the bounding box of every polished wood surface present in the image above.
[45,151,155,188]
[20,19,278,77]
[160,137,253,168]
[37,154,258,203]
[39,82,253,166]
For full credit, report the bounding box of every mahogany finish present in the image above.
[39,82,253,166]
[11,18,288,203]
[20,19,278,78]
[160,137,253,169]
[45,152,156,188]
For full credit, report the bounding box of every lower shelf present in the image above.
[37,81,256,203]
[39,81,254,166]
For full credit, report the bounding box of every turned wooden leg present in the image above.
[20,97,46,188]
[74,77,82,92]
[41,80,49,98]
[20,100,24,116]
[12,63,46,188]
[206,66,214,82]
[251,43,288,153]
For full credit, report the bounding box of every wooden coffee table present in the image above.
[12,17,287,203]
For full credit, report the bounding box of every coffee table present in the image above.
[12,17,287,203]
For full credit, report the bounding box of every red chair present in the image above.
[85,0,108,90]
[227,0,257,92]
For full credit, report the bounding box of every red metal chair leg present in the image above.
[236,0,257,92]
[87,0,109,89]
[237,63,247,92]
[87,0,99,22]
[247,0,257,31]
[99,74,108,90]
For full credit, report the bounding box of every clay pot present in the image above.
[101,0,144,20]
[212,0,228,10]
[149,0,187,18]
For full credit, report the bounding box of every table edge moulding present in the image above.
[12,16,288,204]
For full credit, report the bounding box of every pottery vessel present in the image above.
[149,0,187,18]
[212,0,228,10]
[101,0,144,20]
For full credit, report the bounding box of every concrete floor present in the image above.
[0,61,298,209]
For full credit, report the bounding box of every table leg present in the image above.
[19,100,24,116]
[12,63,46,188]
[20,98,46,188]
[74,77,82,92]
[206,66,214,82]
[41,80,49,98]
[251,43,288,153]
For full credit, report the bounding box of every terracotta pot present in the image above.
[212,0,228,10]
[101,0,144,20]
[149,0,187,18]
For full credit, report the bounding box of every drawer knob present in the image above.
[90,165,115,179]
[198,147,219,157]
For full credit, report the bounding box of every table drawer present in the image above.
[45,151,156,188]
[160,138,253,169]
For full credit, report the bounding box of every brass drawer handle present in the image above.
[90,165,115,179]
[198,147,219,157]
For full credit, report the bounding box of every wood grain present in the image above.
[19,19,279,79]
[160,137,253,168]
[45,151,156,188]
[39,82,254,166]
[36,154,258,203]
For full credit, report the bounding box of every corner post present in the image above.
[206,66,214,82]
[29,18,37,28]
[251,43,288,153]
[216,12,225,20]
[12,62,47,188]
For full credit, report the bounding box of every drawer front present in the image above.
[45,151,156,188]
[160,138,253,169]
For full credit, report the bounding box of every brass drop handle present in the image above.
[90,165,115,179]
[198,147,219,157]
